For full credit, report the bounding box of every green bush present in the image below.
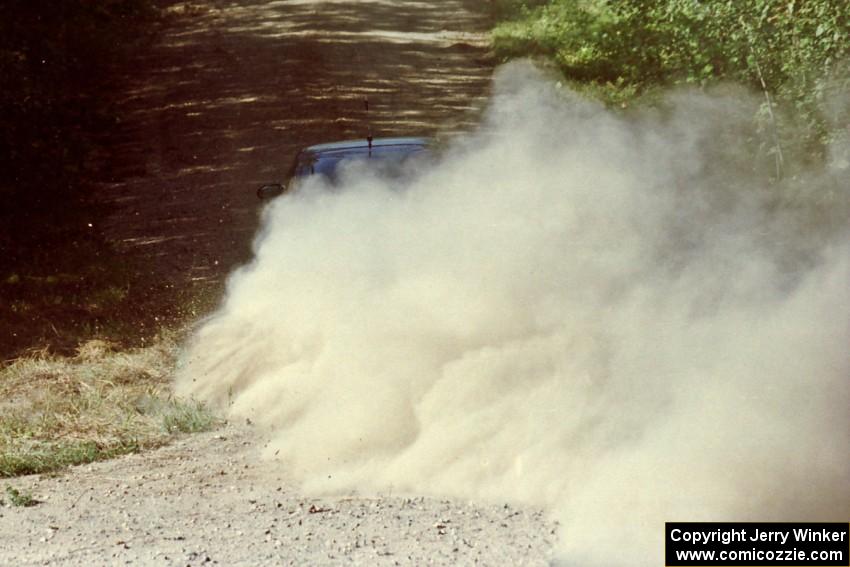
[493,0,850,171]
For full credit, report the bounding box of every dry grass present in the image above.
[0,334,221,477]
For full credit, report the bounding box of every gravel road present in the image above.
[95,0,494,302]
[0,424,556,566]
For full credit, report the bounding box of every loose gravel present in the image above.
[0,424,556,566]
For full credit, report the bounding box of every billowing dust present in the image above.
[177,62,849,566]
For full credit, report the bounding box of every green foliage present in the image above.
[0,441,141,478]
[492,0,850,169]
[488,0,551,19]
[160,400,222,434]
[4,485,37,507]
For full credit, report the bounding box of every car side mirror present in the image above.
[257,183,284,200]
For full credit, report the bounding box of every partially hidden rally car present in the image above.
[257,136,431,199]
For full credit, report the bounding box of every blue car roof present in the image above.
[286,137,432,183]
[304,137,430,155]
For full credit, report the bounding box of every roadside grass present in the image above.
[0,335,221,478]
[4,485,37,507]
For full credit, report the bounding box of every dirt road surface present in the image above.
[0,425,555,566]
[1,1,558,565]
[96,0,495,300]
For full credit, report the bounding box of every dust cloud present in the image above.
[177,62,849,566]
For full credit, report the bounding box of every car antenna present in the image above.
[365,97,373,156]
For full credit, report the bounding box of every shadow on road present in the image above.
[97,0,495,300]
